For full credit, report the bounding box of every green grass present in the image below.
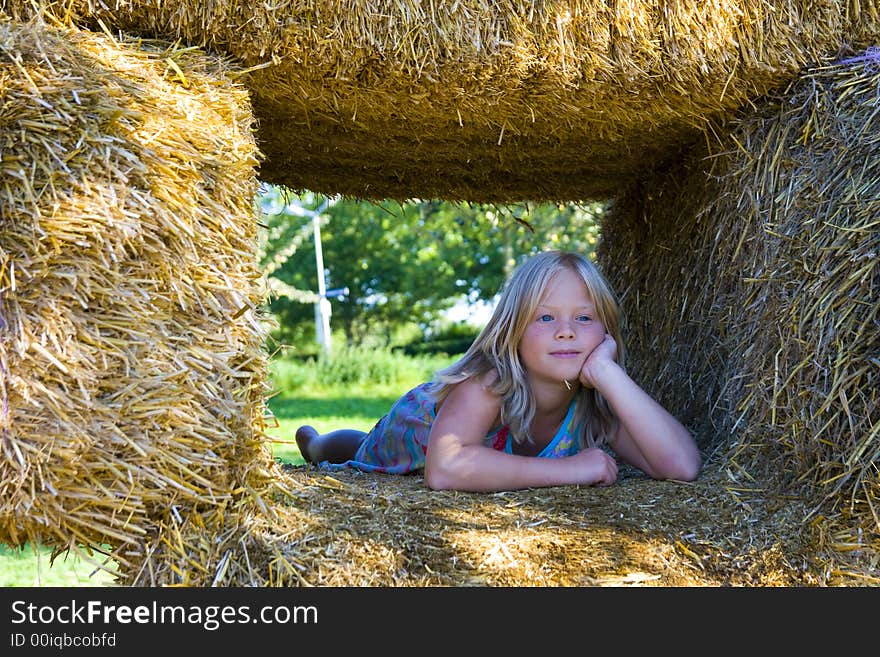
[0,544,117,587]
[1,349,458,586]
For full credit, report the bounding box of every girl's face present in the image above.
[518,268,606,387]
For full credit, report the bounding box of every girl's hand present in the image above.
[579,333,619,389]
[570,447,618,487]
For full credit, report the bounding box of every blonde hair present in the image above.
[429,250,624,447]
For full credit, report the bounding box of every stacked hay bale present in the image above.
[5,1,878,202]
[599,51,880,582]
[0,16,285,584]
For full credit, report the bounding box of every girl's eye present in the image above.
[577,315,592,322]
[538,314,553,322]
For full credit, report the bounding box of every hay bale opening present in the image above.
[1,3,877,585]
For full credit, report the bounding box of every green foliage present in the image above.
[316,346,404,386]
[267,351,323,392]
[269,347,456,394]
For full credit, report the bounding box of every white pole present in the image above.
[313,212,332,353]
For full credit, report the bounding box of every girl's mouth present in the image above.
[550,351,581,358]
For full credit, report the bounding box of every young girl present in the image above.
[295,250,701,492]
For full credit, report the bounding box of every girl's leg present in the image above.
[295,425,367,464]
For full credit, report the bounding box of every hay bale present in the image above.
[259,465,815,586]
[0,16,283,584]
[6,1,879,202]
[598,50,880,584]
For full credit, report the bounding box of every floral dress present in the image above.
[319,382,584,474]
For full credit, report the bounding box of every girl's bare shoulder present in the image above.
[437,370,502,428]
[474,368,500,392]
[445,369,501,403]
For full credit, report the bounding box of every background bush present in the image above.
[269,346,456,394]
[397,321,481,357]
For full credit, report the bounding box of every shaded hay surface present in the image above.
[92,460,821,586]
[6,1,880,201]
[265,462,818,587]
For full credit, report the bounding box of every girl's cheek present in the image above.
[586,324,606,344]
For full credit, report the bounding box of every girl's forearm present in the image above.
[425,444,585,492]
[591,362,701,480]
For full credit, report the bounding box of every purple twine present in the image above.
[836,46,880,73]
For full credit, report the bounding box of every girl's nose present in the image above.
[556,321,575,339]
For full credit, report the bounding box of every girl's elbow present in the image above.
[650,450,701,482]
[668,452,702,482]
[423,459,457,491]
[423,467,447,490]
[677,461,702,482]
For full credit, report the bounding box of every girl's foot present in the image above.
[294,427,367,464]
[295,425,319,463]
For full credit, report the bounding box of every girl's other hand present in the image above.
[579,333,618,389]
[570,447,618,486]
